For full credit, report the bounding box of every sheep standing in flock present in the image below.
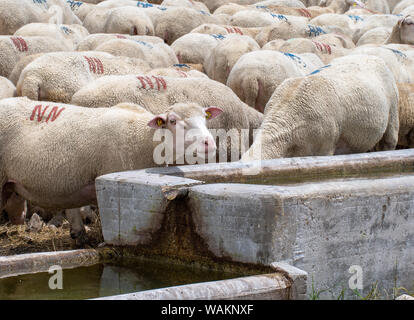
[0,0,413,244]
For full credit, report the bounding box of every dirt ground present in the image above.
[0,211,104,256]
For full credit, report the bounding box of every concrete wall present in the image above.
[96,150,414,299]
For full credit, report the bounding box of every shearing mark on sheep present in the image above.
[29,105,65,123]
[10,37,28,52]
[84,56,104,74]
[137,76,167,90]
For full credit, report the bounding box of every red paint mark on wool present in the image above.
[225,27,243,35]
[297,8,311,18]
[312,41,331,54]
[177,70,188,77]
[29,105,65,123]
[10,37,28,52]
[84,56,104,74]
[116,35,127,39]
[137,76,167,90]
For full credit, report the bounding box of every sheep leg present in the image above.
[1,182,26,225]
[65,208,87,246]
[375,103,399,151]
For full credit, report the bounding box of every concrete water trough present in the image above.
[0,249,306,300]
[96,149,414,299]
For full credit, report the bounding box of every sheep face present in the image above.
[148,103,223,163]
[400,16,414,45]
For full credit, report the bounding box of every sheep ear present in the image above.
[148,115,167,128]
[205,107,223,120]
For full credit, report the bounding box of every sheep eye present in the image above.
[170,119,176,125]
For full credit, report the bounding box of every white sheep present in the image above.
[171,33,225,65]
[393,0,414,14]
[94,39,179,68]
[0,36,68,78]
[153,7,223,44]
[8,54,45,85]
[309,13,365,38]
[357,27,392,45]
[83,6,154,35]
[76,33,163,51]
[190,24,261,40]
[16,51,150,103]
[0,97,223,241]
[226,50,323,112]
[352,14,400,43]
[66,0,96,21]
[255,22,332,47]
[0,76,15,99]
[241,54,399,161]
[70,75,264,149]
[14,22,89,50]
[385,14,414,45]
[349,45,414,83]
[204,35,260,84]
[0,0,81,34]
[161,0,210,12]
[229,10,309,28]
[276,38,349,64]
[396,83,414,147]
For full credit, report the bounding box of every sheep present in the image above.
[0,0,82,34]
[385,14,414,45]
[190,24,262,40]
[153,7,223,44]
[146,67,208,78]
[349,45,414,83]
[16,51,150,103]
[204,35,260,84]
[312,32,356,48]
[0,76,15,99]
[229,10,309,28]
[352,14,400,43]
[357,27,392,45]
[396,83,414,148]
[14,23,89,50]
[0,36,68,78]
[0,97,223,242]
[241,54,399,161]
[276,38,349,64]
[261,39,287,50]
[171,33,226,65]
[8,54,44,86]
[254,22,332,47]
[318,0,365,14]
[252,4,334,19]
[161,0,210,12]
[309,13,365,38]
[83,6,154,35]
[70,75,264,152]
[66,0,96,21]
[76,33,163,51]
[94,39,179,68]
[393,0,414,14]
[226,50,323,112]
